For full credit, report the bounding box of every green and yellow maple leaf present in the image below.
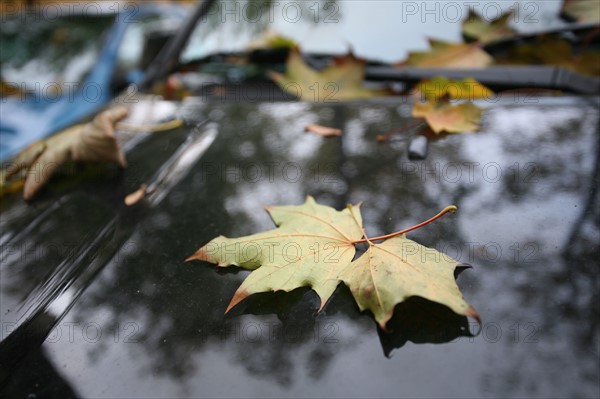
[187,196,479,329]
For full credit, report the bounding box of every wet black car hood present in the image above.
[1,95,599,398]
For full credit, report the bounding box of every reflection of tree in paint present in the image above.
[1,99,598,397]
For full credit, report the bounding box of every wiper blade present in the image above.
[365,66,600,94]
[139,0,217,91]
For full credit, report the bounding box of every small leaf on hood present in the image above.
[304,124,343,137]
[124,184,148,206]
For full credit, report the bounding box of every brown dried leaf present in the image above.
[270,48,386,102]
[124,184,148,206]
[304,124,343,137]
[1,106,129,200]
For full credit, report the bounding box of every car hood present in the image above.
[1,96,599,398]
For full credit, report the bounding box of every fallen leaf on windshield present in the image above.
[462,9,516,44]
[398,39,493,69]
[412,99,482,134]
[304,124,342,137]
[414,77,494,101]
[270,48,386,102]
[2,106,128,200]
[187,196,479,329]
[561,0,600,23]
[496,36,600,77]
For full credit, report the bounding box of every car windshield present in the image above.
[182,0,574,62]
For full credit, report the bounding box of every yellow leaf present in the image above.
[415,76,494,101]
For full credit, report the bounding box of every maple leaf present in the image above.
[340,234,477,328]
[2,106,129,200]
[187,196,479,329]
[269,48,386,102]
[187,196,363,312]
[398,39,493,69]
[414,76,494,101]
[1,107,183,200]
[462,9,516,45]
[412,99,482,134]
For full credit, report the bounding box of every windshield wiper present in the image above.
[365,65,600,94]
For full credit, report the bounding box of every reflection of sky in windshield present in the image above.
[185,0,567,62]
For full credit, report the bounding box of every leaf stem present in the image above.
[351,205,457,244]
[348,204,373,245]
